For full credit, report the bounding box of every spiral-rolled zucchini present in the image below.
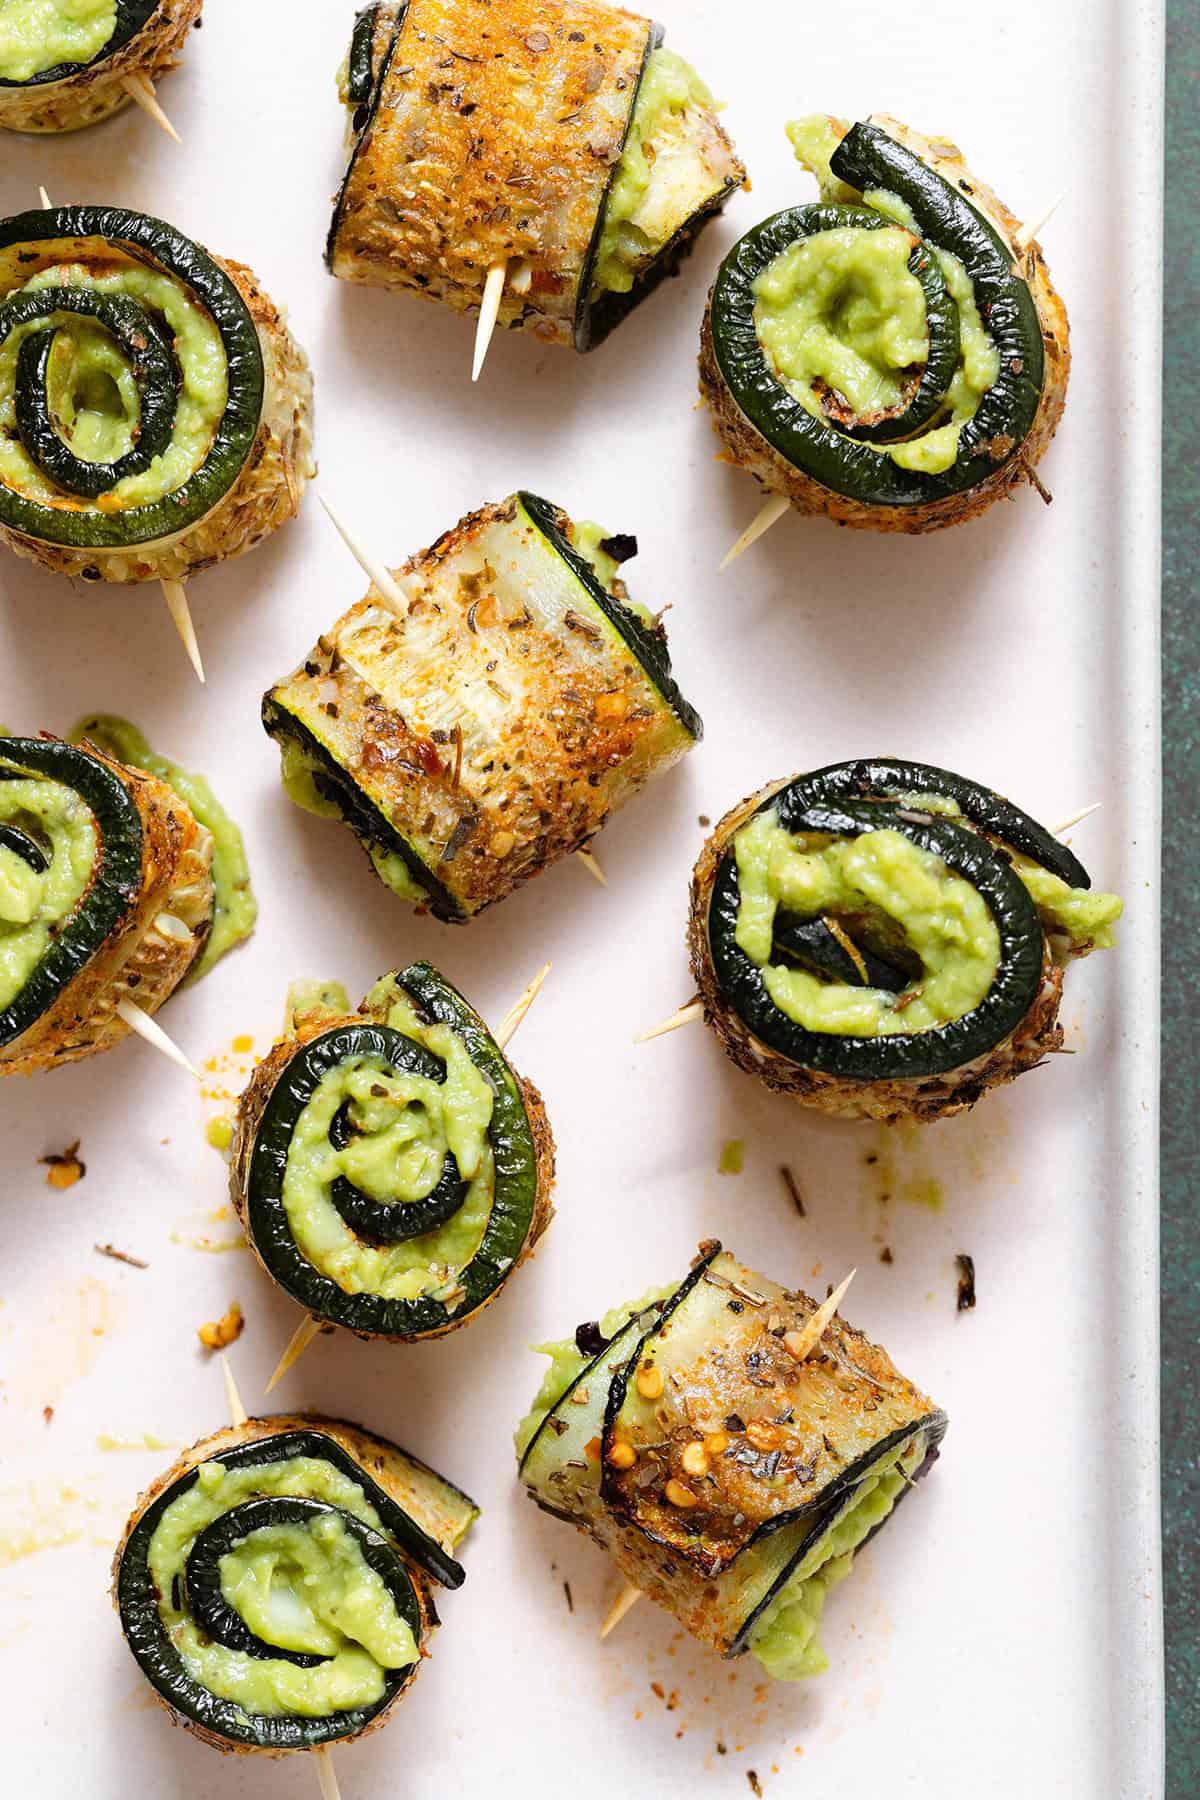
[687,759,1122,1124]
[518,1243,946,1679]
[0,732,219,1076]
[114,1413,477,1753]
[0,0,200,135]
[0,206,313,584]
[263,491,700,920]
[328,0,745,352]
[231,962,555,1340]
[700,114,1070,533]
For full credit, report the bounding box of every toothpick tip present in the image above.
[634,999,704,1045]
[599,1582,642,1639]
[121,72,181,142]
[115,997,200,1078]
[220,1353,248,1430]
[161,578,205,683]
[719,493,791,569]
[472,261,507,383]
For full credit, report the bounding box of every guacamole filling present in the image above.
[0,0,115,82]
[0,261,227,512]
[750,116,1000,476]
[147,1455,416,1717]
[747,1439,918,1680]
[591,48,720,297]
[732,802,1122,1035]
[0,771,97,1008]
[276,739,431,908]
[71,715,255,978]
[514,1285,676,1461]
[280,987,495,1302]
[569,517,656,628]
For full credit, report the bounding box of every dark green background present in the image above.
[1164,3,1194,1794]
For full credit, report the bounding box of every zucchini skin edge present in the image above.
[689,760,1083,1118]
[114,1418,473,1754]
[233,962,555,1341]
[0,206,264,551]
[0,737,143,1052]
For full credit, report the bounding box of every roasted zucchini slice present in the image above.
[0,0,200,135]
[263,491,701,920]
[0,206,313,584]
[231,962,555,1340]
[327,0,744,352]
[687,759,1122,1123]
[518,1244,946,1677]
[114,1413,477,1753]
[700,114,1070,533]
[0,732,218,1076]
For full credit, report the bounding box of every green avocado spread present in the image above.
[0,261,228,512]
[752,116,1001,475]
[276,740,432,908]
[732,801,1121,1035]
[592,48,718,297]
[0,0,115,82]
[148,1454,416,1717]
[0,767,97,1009]
[281,983,495,1302]
[748,1440,918,1679]
[71,715,256,979]
[569,518,656,628]
[513,1286,675,1461]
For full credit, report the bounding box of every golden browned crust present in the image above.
[329,0,653,344]
[0,739,214,1077]
[0,0,202,135]
[685,777,1066,1124]
[699,113,1071,535]
[110,1414,445,1758]
[0,256,314,585]
[230,1002,556,1341]
[267,495,693,918]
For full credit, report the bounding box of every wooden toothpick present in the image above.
[316,1746,342,1800]
[115,997,199,1077]
[495,962,551,1051]
[575,847,606,887]
[785,1269,857,1364]
[319,494,415,616]
[221,1353,248,1429]
[121,72,181,142]
[635,997,704,1045]
[38,186,52,210]
[264,1312,324,1396]
[472,261,507,382]
[1052,801,1101,836]
[161,578,205,683]
[719,493,790,570]
[1015,192,1065,255]
[599,1581,642,1639]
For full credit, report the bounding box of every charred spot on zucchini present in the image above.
[518,1244,946,1677]
[232,961,554,1341]
[688,759,1122,1121]
[115,1419,476,1752]
[701,114,1069,530]
[263,491,700,921]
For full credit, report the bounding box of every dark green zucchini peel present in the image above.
[0,1,159,88]
[520,490,702,741]
[242,961,545,1338]
[116,1426,466,1752]
[705,758,1086,1083]
[0,736,142,1052]
[708,121,1046,506]
[0,207,264,550]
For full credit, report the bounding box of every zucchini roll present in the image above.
[328,0,745,352]
[0,0,199,135]
[700,115,1070,533]
[114,1413,477,1753]
[518,1243,946,1679]
[0,206,314,585]
[263,491,700,920]
[231,962,555,1340]
[0,731,218,1076]
[687,759,1122,1123]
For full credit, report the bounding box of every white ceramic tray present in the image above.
[0,1,1164,1794]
